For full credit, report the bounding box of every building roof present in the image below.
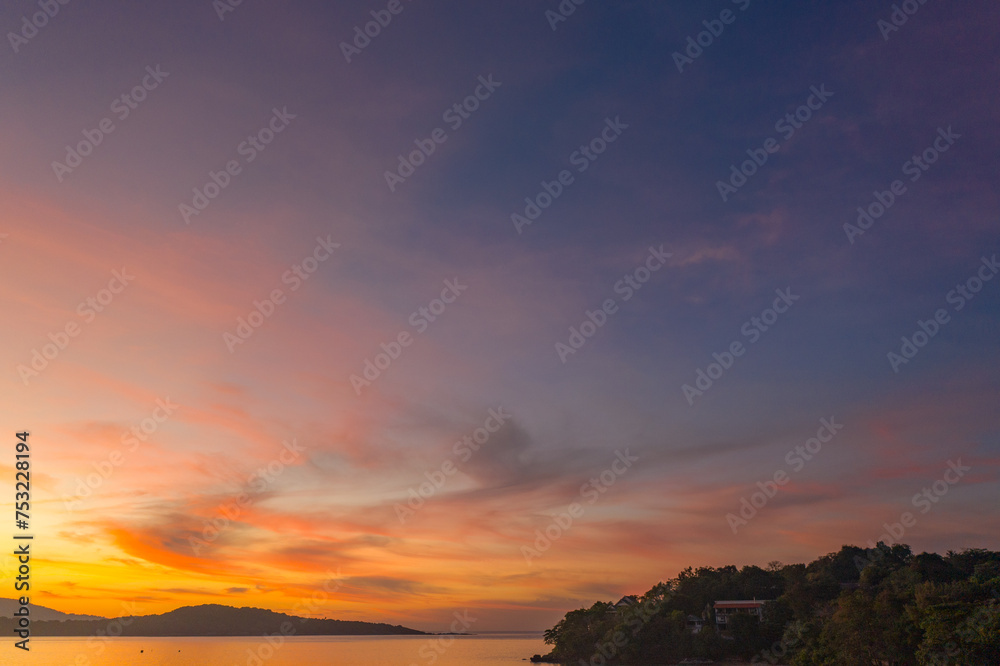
[713,600,770,609]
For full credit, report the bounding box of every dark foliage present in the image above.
[539,544,999,665]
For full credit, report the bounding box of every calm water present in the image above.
[7,633,548,666]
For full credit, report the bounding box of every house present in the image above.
[685,614,705,633]
[712,599,771,629]
[605,595,639,614]
[614,595,639,609]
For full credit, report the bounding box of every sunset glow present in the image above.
[2,0,998,636]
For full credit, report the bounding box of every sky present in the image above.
[1,0,998,633]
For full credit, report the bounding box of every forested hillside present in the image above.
[535,543,1000,665]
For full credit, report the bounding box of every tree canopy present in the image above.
[534,544,999,665]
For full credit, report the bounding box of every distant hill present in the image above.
[0,599,103,622]
[0,604,425,637]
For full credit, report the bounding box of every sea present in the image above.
[5,633,549,665]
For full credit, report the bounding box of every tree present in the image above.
[537,545,1000,665]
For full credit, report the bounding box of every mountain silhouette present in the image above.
[0,603,425,636]
[0,598,102,622]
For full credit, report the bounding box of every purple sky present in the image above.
[2,0,998,631]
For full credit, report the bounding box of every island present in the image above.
[0,604,425,637]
